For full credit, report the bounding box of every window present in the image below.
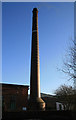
[2,96,5,111]
[22,107,27,111]
[59,104,62,110]
[10,96,16,110]
[10,100,16,110]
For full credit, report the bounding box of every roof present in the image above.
[41,93,55,98]
[0,83,29,88]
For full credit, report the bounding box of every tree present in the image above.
[54,84,76,110]
[60,40,76,88]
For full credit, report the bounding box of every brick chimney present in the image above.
[28,8,45,111]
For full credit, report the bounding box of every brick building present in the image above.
[1,83,71,112]
[1,83,29,112]
[41,93,63,110]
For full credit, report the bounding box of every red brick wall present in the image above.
[2,84,29,112]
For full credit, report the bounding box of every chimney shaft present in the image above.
[30,8,40,98]
[28,8,45,111]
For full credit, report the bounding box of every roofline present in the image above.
[0,83,29,87]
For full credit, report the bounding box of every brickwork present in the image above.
[1,83,29,112]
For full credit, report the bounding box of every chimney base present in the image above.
[27,97,45,111]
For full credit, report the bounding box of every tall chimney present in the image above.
[28,8,45,110]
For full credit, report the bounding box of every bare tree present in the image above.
[54,84,76,110]
[60,40,76,87]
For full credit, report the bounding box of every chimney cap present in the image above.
[33,8,38,12]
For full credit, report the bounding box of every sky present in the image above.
[2,2,74,95]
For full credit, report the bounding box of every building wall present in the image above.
[56,102,64,111]
[1,83,29,112]
[42,96,57,110]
